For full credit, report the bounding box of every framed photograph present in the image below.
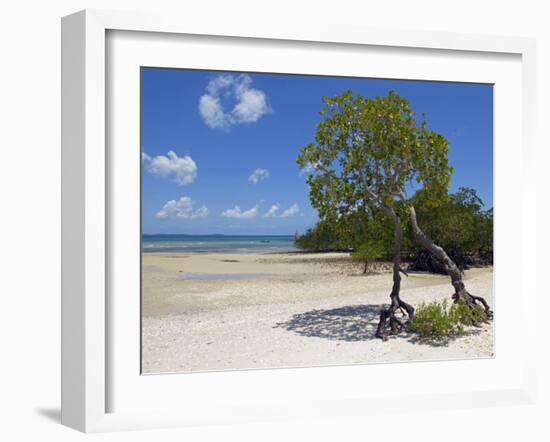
[61,9,537,432]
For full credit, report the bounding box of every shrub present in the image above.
[449,299,486,328]
[411,299,485,339]
[410,300,455,338]
[351,239,386,273]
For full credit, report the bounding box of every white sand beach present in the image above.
[142,252,494,373]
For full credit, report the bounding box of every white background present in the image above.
[0,1,548,441]
[109,30,524,415]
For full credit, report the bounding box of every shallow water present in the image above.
[143,265,163,272]
[142,234,296,254]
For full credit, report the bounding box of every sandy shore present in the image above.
[142,252,494,373]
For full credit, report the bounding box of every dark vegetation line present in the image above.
[294,186,493,273]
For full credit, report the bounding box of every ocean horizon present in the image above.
[142,234,297,254]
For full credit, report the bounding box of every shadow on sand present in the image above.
[274,304,382,342]
[275,303,485,347]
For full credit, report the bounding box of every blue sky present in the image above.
[141,68,493,235]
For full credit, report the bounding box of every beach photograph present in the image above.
[141,69,494,374]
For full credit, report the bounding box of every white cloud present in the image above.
[264,203,280,218]
[233,76,269,123]
[199,74,271,129]
[142,150,197,186]
[280,203,300,218]
[221,205,259,219]
[299,161,321,175]
[206,75,234,96]
[248,168,270,184]
[198,95,230,130]
[156,197,209,220]
[263,203,300,218]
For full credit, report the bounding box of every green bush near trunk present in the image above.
[411,299,486,339]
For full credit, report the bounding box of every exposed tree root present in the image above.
[375,294,414,340]
[452,282,494,320]
[375,209,414,340]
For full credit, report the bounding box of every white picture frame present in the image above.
[61,9,537,433]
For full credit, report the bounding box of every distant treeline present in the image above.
[295,187,493,272]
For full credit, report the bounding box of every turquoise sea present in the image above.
[142,234,297,254]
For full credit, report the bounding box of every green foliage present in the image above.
[410,300,456,338]
[294,221,345,251]
[338,208,397,258]
[351,238,386,272]
[411,299,485,339]
[295,187,492,263]
[407,187,493,258]
[473,207,493,256]
[351,239,386,262]
[449,299,486,328]
[294,206,397,255]
[296,90,452,221]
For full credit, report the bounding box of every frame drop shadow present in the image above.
[34,407,61,423]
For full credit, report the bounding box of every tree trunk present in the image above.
[363,259,368,274]
[408,204,493,319]
[375,210,414,339]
